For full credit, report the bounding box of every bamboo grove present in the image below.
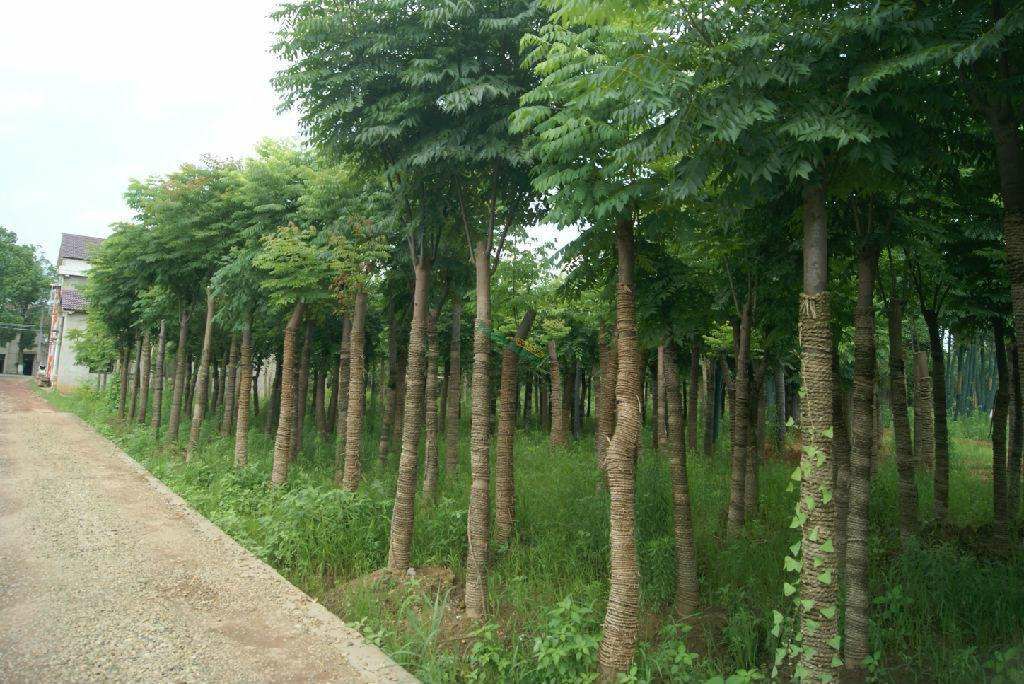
[76,0,1024,681]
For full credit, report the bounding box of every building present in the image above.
[43,233,106,388]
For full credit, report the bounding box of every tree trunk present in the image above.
[573,360,583,440]
[523,376,532,427]
[775,367,787,445]
[744,359,766,520]
[702,358,715,457]
[291,321,313,458]
[444,294,463,474]
[923,311,950,522]
[390,345,408,454]
[832,366,851,582]
[495,309,537,545]
[270,302,305,486]
[342,292,369,491]
[117,345,130,420]
[264,355,282,435]
[664,343,699,617]
[220,335,238,436]
[186,291,216,461]
[465,241,492,618]
[888,297,918,544]
[1009,338,1022,519]
[597,217,642,680]
[314,366,327,438]
[548,342,568,446]
[423,307,442,500]
[151,320,167,436]
[687,342,699,452]
[167,308,190,442]
[843,241,878,680]
[597,323,617,477]
[387,259,431,573]
[137,332,152,424]
[796,183,839,681]
[653,345,663,451]
[727,298,751,535]
[988,111,1024,514]
[128,337,142,421]
[992,320,1010,551]
[327,354,340,434]
[378,304,400,463]
[234,321,254,468]
[333,317,352,484]
[914,349,935,469]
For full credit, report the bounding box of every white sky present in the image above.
[0,1,570,266]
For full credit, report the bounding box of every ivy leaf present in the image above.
[828,635,843,650]
[821,605,837,619]
[818,570,833,585]
[783,582,796,596]
[821,538,835,553]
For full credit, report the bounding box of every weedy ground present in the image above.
[44,386,1024,683]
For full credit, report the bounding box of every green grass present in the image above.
[43,386,1024,683]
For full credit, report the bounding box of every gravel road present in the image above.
[0,377,415,683]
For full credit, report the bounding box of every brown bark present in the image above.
[423,307,442,500]
[186,291,216,462]
[702,358,714,457]
[264,355,282,435]
[270,302,305,486]
[1009,338,1022,519]
[233,321,254,468]
[313,366,327,438]
[914,350,935,469]
[333,317,352,485]
[832,369,851,580]
[291,321,313,459]
[597,217,642,679]
[596,323,617,476]
[653,345,663,451]
[727,297,751,535]
[220,335,238,436]
[664,343,699,617]
[495,309,537,545]
[989,112,1024,517]
[387,260,431,572]
[465,241,492,618]
[378,303,400,463]
[923,311,949,521]
[151,320,167,436]
[548,341,568,446]
[167,308,190,442]
[992,320,1010,551]
[687,343,699,453]
[128,337,142,422]
[744,358,766,520]
[342,291,369,492]
[887,297,917,544]
[844,241,877,680]
[327,353,340,434]
[796,183,839,680]
[444,294,463,474]
[116,346,130,420]
[137,332,151,424]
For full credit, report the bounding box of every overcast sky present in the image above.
[0,1,298,265]
[0,1,572,268]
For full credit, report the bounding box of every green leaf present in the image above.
[821,605,837,619]
[783,582,796,596]
[818,570,833,585]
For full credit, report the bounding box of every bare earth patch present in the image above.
[0,377,415,683]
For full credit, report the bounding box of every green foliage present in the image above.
[0,227,51,345]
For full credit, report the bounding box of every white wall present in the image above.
[52,313,97,389]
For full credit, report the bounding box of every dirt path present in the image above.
[0,377,415,683]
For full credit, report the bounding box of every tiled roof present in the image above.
[58,233,105,262]
[62,288,88,312]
